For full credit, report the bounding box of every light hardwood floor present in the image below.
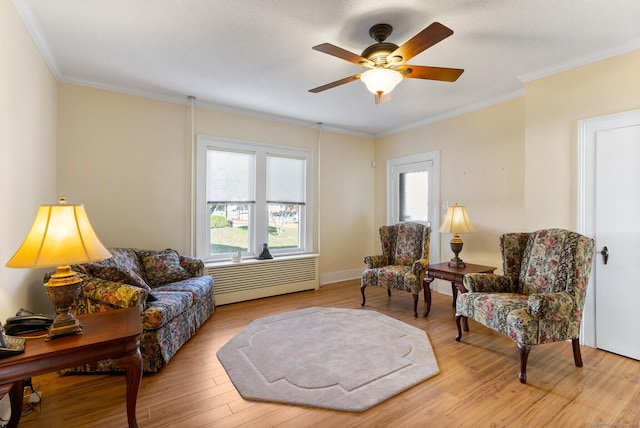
[18,280,640,427]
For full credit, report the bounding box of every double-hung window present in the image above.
[196,136,313,263]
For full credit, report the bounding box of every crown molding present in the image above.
[518,38,640,83]
[375,89,525,138]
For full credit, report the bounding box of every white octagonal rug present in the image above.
[216,306,439,412]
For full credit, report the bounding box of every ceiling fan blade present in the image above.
[308,74,361,93]
[312,43,373,67]
[398,65,464,82]
[388,22,454,64]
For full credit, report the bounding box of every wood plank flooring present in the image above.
[18,280,640,427]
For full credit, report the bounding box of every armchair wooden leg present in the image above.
[455,315,464,341]
[387,288,391,297]
[412,293,418,317]
[360,285,366,306]
[572,338,583,367]
[518,343,531,384]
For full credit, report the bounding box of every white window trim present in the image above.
[195,135,314,263]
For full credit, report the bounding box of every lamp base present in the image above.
[448,238,466,268]
[448,257,467,268]
[46,316,83,340]
[45,266,84,341]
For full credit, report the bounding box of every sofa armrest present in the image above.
[180,254,204,277]
[363,255,387,269]
[463,273,515,293]
[81,275,148,310]
[528,292,574,318]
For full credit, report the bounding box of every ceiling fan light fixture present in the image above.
[360,68,402,95]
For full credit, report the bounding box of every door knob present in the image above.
[600,246,609,265]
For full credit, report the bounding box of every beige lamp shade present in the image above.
[439,203,476,235]
[6,200,111,269]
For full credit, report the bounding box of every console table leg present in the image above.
[114,348,143,428]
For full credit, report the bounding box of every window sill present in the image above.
[205,253,319,269]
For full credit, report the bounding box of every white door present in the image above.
[579,110,640,360]
[594,124,640,360]
[387,151,440,265]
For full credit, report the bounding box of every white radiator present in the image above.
[207,254,319,305]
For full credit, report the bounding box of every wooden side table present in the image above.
[0,307,143,428]
[423,262,496,317]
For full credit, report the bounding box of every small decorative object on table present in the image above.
[257,243,273,260]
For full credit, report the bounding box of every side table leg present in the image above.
[8,379,24,428]
[423,281,432,317]
[113,348,143,428]
[423,277,434,317]
[451,283,458,308]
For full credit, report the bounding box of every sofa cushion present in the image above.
[142,291,193,330]
[80,248,151,292]
[153,275,214,304]
[142,249,191,287]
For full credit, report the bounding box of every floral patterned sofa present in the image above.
[67,247,215,373]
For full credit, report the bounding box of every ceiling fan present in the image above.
[309,22,464,104]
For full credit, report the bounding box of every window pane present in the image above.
[209,203,250,254]
[266,155,305,203]
[207,150,254,202]
[268,204,301,250]
[399,171,428,222]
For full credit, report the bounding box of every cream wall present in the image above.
[57,84,192,251]
[524,49,640,230]
[57,85,375,284]
[316,130,375,283]
[1,1,58,317]
[375,98,526,281]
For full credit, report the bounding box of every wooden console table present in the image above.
[0,307,143,428]
[423,262,496,317]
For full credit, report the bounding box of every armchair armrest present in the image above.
[81,275,148,309]
[528,292,575,318]
[363,255,387,269]
[463,273,516,293]
[180,254,204,277]
[411,258,429,275]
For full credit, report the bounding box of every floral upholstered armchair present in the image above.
[455,229,595,383]
[361,222,431,317]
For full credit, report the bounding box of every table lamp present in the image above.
[6,198,111,340]
[439,203,476,268]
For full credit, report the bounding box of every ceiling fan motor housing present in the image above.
[361,42,399,66]
[362,24,399,66]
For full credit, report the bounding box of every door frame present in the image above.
[577,108,640,347]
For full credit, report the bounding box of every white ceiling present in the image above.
[14,0,640,137]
